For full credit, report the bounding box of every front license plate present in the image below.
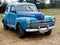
[38,26,48,33]
[38,26,45,33]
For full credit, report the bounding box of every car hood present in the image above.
[17,12,44,20]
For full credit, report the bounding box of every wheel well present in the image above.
[16,22,25,32]
[16,22,24,30]
[16,22,20,30]
[17,22,20,25]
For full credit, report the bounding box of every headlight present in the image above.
[26,18,30,24]
[52,17,56,22]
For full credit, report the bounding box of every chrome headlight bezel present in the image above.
[26,18,30,24]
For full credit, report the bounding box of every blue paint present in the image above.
[2,3,56,30]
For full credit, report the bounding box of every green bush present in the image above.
[0,2,7,13]
[36,2,46,9]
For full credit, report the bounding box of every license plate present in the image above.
[38,26,44,33]
[38,25,49,33]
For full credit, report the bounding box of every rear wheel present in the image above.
[17,24,26,38]
[45,29,52,35]
[3,21,9,30]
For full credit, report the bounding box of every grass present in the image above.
[0,14,3,19]
[40,9,60,16]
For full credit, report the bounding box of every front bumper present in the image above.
[26,26,55,33]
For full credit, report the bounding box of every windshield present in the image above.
[17,5,38,11]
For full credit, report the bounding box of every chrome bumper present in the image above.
[26,26,55,33]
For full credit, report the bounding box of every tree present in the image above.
[56,1,60,8]
[0,1,7,13]
[36,2,46,9]
[0,1,1,4]
[27,0,37,4]
[0,0,1,5]
[18,0,23,2]
[50,0,56,8]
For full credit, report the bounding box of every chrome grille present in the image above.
[30,22,52,29]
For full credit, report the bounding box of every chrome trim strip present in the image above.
[26,26,55,32]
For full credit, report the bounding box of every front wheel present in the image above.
[45,29,52,35]
[17,24,26,38]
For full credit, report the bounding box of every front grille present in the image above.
[30,22,52,29]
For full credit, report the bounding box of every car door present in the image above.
[5,6,10,26]
[9,5,17,26]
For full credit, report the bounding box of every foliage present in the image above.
[56,1,60,8]
[18,0,23,2]
[36,2,46,9]
[26,0,36,4]
[0,2,7,13]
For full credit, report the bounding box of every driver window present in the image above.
[10,6,16,13]
[5,6,10,12]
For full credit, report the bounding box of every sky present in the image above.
[1,0,50,4]
[46,0,50,4]
[1,0,18,3]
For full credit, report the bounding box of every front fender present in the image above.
[44,16,55,27]
[16,17,30,30]
[44,16,54,21]
[15,17,39,30]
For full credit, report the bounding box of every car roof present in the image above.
[8,2,35,6]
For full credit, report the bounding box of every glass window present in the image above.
[10,6,16,12]
[5,6,8,12]
[17,5,37,11]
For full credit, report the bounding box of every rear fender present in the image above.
[2,15,8,26]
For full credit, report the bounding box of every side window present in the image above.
[10,6,16,13]
[5,6,10,12]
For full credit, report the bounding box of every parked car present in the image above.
[2,3,56,38]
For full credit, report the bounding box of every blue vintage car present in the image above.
[2,3,56,38]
